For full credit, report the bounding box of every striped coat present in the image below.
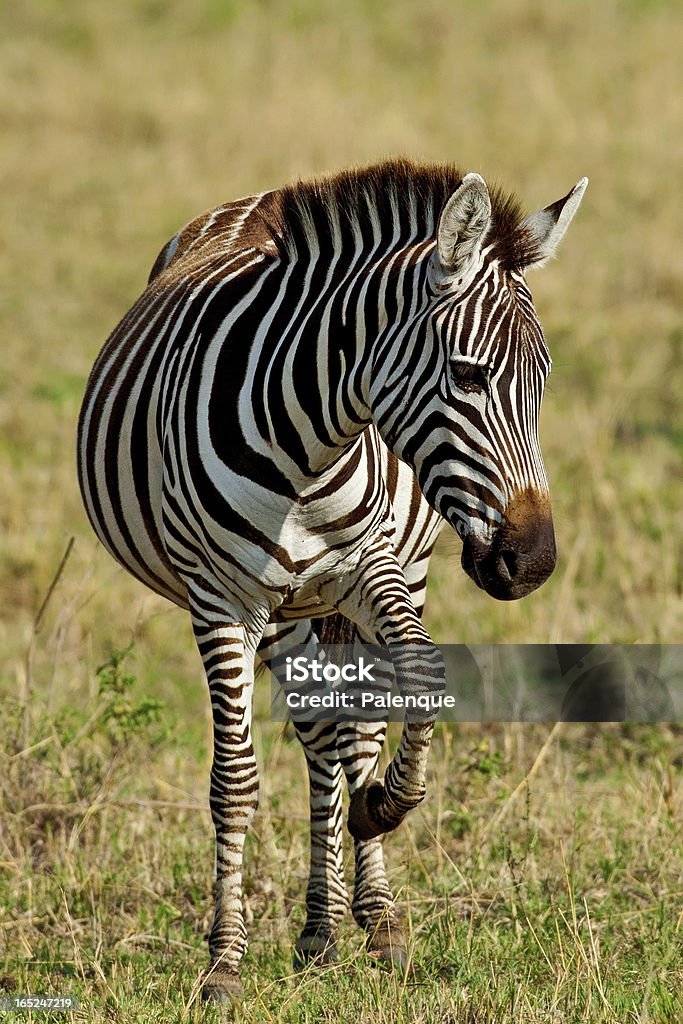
[78,159,587,998]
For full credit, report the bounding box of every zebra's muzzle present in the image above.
[460,489,556,601]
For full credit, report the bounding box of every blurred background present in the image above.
[0,0,681,712]
[1,3,681,1016]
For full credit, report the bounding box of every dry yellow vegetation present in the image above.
[1,2,681,1021]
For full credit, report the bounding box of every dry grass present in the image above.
[3,649,682,1021]
[1,0,682,1020]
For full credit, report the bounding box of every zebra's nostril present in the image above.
[497,548,517,582]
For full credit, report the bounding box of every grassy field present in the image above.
[1,0,681,1021]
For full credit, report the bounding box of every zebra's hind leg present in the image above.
[337,719,409,973]
[293,726,348,968]
[259,621,348,968]
[355,842,408,972]
[190,608,267,1005]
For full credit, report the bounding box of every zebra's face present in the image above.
[432,268,556,601]
[374,173,587,601]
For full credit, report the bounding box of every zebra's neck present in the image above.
[265,245,432,481]
[246,169,442,478]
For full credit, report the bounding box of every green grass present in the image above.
[3,661,682,1022]
[1,0,682,1020]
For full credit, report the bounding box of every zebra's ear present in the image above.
[521,177,588,269]
[434,173,492,282]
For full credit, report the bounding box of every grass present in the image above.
[3,643,682,1022]
[1,0,682,1020]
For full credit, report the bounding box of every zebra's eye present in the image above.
[449,360,489,393]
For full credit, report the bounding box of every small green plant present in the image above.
[466,740,506,778]
[444,805,473,839]
[97,644,167,748]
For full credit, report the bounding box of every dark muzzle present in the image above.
[461,488,556,601]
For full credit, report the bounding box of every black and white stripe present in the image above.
[78,159,586,996]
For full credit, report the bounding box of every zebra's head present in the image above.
[372,172,587,601]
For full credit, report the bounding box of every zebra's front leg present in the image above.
[192,610,266,1004]
[259,622,348,967]
[322,535,445,841]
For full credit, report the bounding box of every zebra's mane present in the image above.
[257,158,541,271]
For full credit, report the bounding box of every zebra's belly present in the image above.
[271,593,336,622]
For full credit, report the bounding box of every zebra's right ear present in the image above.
[432,173,492,285]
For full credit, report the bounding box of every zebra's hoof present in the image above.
[348,780,399,841]
[201,969,243,1004]
[367,924,410,975]
[293,934,339,970]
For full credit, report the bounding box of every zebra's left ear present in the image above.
[521,177,588,270]
[433,173,492,284]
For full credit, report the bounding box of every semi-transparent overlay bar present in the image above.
[268,644,683,723]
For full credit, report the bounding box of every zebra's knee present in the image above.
[348,778,413,841]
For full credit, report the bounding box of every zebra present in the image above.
[77,159,587,1000]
